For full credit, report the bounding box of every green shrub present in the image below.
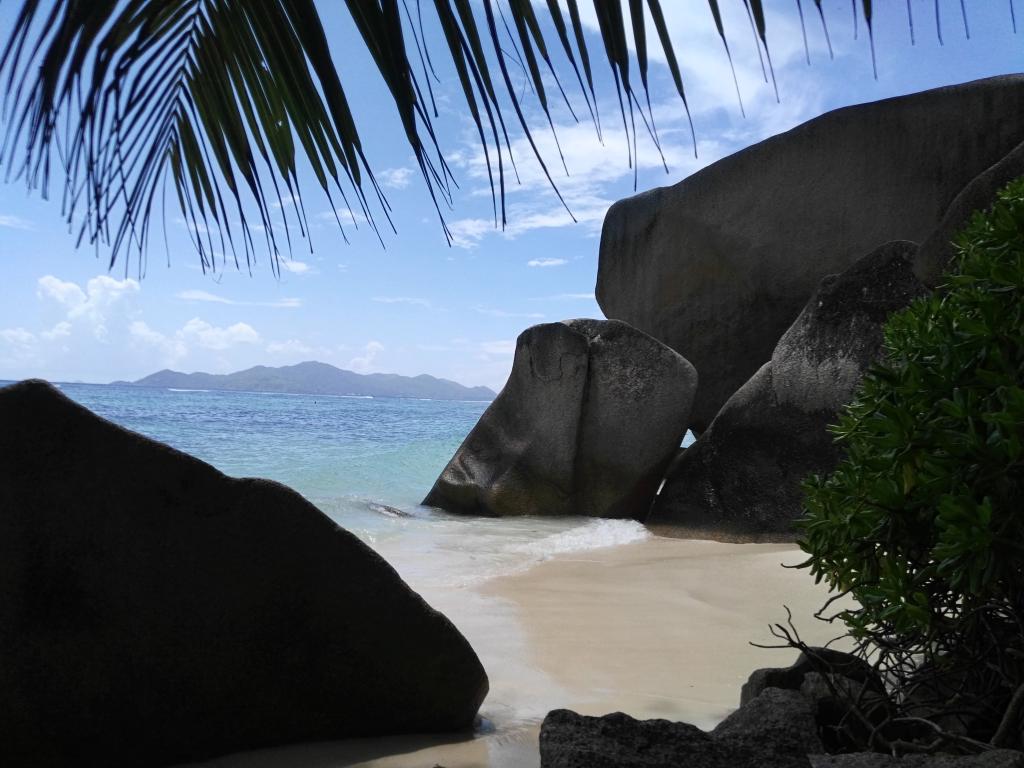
[798,176,1024,747]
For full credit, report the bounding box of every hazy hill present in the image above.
[128,361,496,401]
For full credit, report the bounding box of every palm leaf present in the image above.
[0,0,996,273]
[1,0,385,275]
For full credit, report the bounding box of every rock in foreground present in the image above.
[649,241,927,541]
[597,75,1024,431]
[810,753,1024,768]
[540,688,822,768]
[424,319,697,519]
[0,380,488,768]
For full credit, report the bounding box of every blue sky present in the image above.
[1,1,1021,390]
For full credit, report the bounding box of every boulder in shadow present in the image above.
[649,241,927,541]
[0,380,488,768]
[597,75,1024,431]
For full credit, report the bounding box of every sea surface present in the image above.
[32,382,652,592]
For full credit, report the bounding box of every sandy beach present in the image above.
[183,534,843,768]
[479,536,844,728]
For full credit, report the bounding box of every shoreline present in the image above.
[183,534,843,768]
[479,535,842,729]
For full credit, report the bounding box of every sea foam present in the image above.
[508,518,650,559]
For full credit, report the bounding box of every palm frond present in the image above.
[1,0,389,275]
[0,0,1000,274]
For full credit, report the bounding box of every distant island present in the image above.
[119,361,496,401]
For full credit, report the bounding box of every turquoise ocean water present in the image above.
[22,381,651,592]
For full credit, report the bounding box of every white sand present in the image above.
[183,536,844,768]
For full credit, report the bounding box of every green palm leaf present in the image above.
[0,0,991,273]
[2,0,385,274]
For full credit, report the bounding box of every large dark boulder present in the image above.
[423,319,697,519]
[0,380,488,768]
[649,241,927,541]
[597,75,1024,432]
[915,139,1024,287]
[539,687,822,768]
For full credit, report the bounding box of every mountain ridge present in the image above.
[126,361,496,401]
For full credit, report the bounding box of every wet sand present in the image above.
[183,537,844,768]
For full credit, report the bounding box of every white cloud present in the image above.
[271,194,298,210]
[128,320,166,346]
[446,123,720,248]
[176,289,301,308]
[41,321,72,341]
[479,340,516,356]
[474,306,544,319]
[38,275,87,308]
[315,208,367,227]
[179,318,260,351]
[279,259,312,275]
[127,317,257,357]
[527,258,568,268]
[0,214,33,231]
[177,289,233,305]
[272,298,303,308]
[266,339,314,356]
[379,167,415,189]
[129,321,188,362]
[0,327,39,370]
[348,340,385,373]
[448,218,496,249]
[38,275,140,341]
[531,293,596,301]
[2,273,285,381]
[1,327,36,346]
[372,296,435,309]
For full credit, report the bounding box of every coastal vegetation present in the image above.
[797,177,1024,752]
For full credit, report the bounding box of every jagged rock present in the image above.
[740,648,883,707]
[424,319,697,519]
[597,75,1024,431]
[541,711,711,768]
[649,241,928,541]
[713,686,825,759]
[539,688,822,768]
[915,139,1024,287]
[810,752,1024,768]
[0,380,488,768]
[740,648,889,753]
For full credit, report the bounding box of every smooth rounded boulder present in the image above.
[649,241,927,541]
[597,75,1024,432]
[0,380,488,768]
[423,319,697,519]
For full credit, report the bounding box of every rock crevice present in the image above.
[424,319,697,519]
